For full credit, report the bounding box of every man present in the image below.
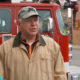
[0,6,67,80]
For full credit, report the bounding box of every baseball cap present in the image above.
[18,6,39,19]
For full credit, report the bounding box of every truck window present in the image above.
[37,10,53,31]
[0,9,11,33]
[37,10,54,37]
[56,9,67,35]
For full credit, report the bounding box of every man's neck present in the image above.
[21,33,36,43]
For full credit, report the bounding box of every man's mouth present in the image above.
[31,28,37,32]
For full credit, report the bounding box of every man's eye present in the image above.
[34,18,38,21]
[24,19,31,22]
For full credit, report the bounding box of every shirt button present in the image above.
[29,60,32,63]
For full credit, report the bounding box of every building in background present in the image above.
[12,0,32,2]
[72,1,80,45]
[0,0,32,2]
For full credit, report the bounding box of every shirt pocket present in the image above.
[40,55,53,73]
[40,55,54,80]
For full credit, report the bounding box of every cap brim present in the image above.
[22,13,40,19]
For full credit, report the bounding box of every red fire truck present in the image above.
[0,2,69,74]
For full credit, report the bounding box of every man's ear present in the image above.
[17,20,21,32]
[17,20,21,27]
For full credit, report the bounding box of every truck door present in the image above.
[0,5,16,44]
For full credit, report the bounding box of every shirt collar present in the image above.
[13,32,46,47]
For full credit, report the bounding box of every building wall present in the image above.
[72,1,80,45]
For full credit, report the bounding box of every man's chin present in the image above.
[30,33,37,36]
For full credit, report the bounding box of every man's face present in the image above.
[18,15,39,37]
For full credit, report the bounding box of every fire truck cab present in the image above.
[0,2,69,74]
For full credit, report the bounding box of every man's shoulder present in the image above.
[41,35,56,44]
[0,37,14,48]
[41,35,60,48]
